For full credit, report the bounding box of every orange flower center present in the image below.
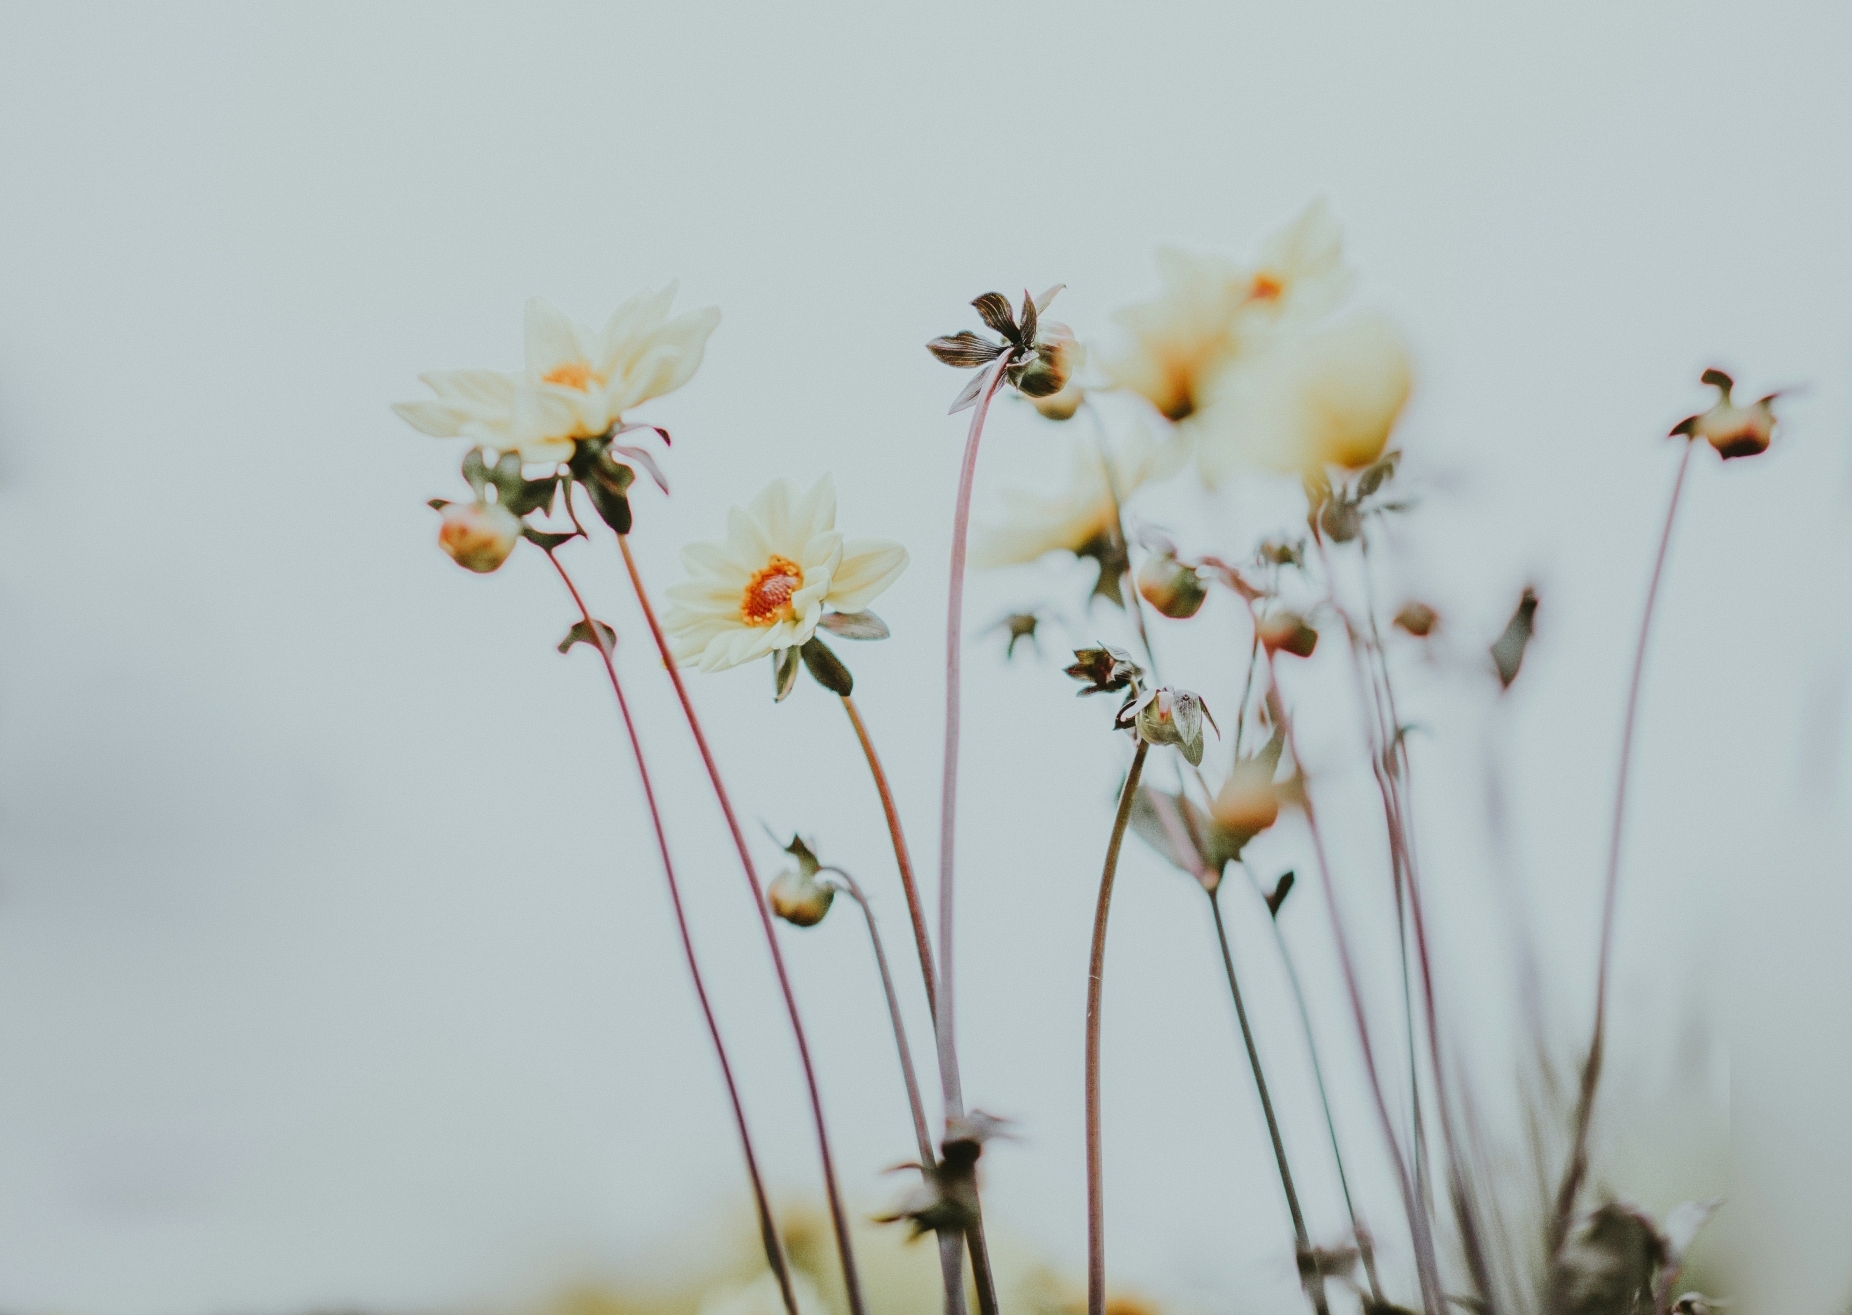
[1248,272,1284,302]
[543,361,598,391]
[740,556,804,625]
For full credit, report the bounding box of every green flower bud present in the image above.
[1136,553,1207,619]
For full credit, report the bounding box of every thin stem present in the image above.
[616,534,868,1315]
[1208,887,1330,1315]
[1086,738,1150,1315]
[1237,862,1386,1309]
[1232,630,1261,758]
[544,549,798,1315]
[1550,438,1696,1258]
[1084,399,1160,677]
[841,695,939,1024]
[938,354,1013,1122]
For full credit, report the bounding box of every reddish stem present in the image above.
[616,534,868,1315]
[543,550,798,1315]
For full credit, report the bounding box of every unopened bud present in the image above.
[768,867,835,927]
[1257,610,1318,658]
[437,500,521,573]
[1212,758,1281,846]
[1393,602,1438,637]
[1137,554,1207,619]
[1015,323,1081,401]
[1135,688,1215,766]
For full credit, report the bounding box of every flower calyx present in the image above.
[927,285,1073,414]
[1125,687,1218,766]
[769,612,887,703]
[1670,367,1780,459]
[767,834,836,927]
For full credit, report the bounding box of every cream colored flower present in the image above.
[393,285,720,463]
[1194,312,1413,485]
[971,428,1182,569]
[1104,200,1353,424]
[663,475,908,672]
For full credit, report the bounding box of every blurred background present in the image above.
[2,3,1849,1312]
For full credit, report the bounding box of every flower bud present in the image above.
[1135,688,1214,766]
[1393,602,1438,637]
[768,866,835,927]
[1136,553,1207,619]
[1670,369,1778,459]
[1015,323,1081,401]
[1257,610,1318,658]
[1212,758,1281,846]
[437,500,521,573]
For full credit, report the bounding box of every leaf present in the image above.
[461,447,489,496]
[1018,288,1037,349]
[1265,870,1295,918]
[773,646,801,702]
[799,635,854,696]
[521,526,579,551]
[575,454,636,535]
[1668,413,1699,438]
[971,292,1019,342]
[1700,367,1734,392]
[927,332,1006,368]
[500,474,559,518]
[612,420,672,447]
[584,481,632,534]
[557,618,617,656]
[491,449,523,492]
[612,443,670,495]
[1357,452,1397,498]
[427,497,452,511]
[819,609,890,640]
[1491,587,1538,689]
[1128,787,1209,879]
[947,367,991,415]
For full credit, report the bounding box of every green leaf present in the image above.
[521,526,579,552]
[461,447,489,496]
[557,618,617,656]
[427,497,452,511]
[501,475,560,518]
[799,635,853,696]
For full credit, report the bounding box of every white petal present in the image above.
[510,385,589,454]
[745,477,799,549]
[828,539,908,611]
[421,369,517,407]
[726,503,776,567]
[791,474,838,545]
[601,283,678,358]
[525,297,591,375]
[604,307,721,411]
[392,400,466,436]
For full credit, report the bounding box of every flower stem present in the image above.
[1083,399,1159,676]
[1207,886,1330,1315]
[1237,862,1385,1309]
[543,549,799,1315]
[1085,738,1150,1315]
[1549,437,1696,1259]
[841,695,938,1023]
[616,533,868,1315]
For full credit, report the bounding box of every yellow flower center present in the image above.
[740,556,804,625]
[1248,272,1284,302]
[543,361,598,391]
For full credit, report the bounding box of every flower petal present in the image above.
[525,297,593,375]
[829,538,908,611]
[393,400,467,436]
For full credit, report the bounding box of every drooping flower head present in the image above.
[926,287,1076,414]
[393,285,720,464]
[1670,368,1780,459]
[662,475,908,674]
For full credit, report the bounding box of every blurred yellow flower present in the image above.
[663,476,908,672]
[394,285,720,463]
[971,428,1181,570]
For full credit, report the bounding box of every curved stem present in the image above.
[841,695,938,1024]
[1237,861,1384,1308]
[1085,739,1150,1315]
[544,549,798,1315]
[937,356,1013,1118]
[1550,438,1696,1257]
[1208,887,1329,1315]
[616,534,867,1315]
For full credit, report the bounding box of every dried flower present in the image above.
[662,476,908,672]
[1065,645,1143,696]
[767,835,835,927]
[1136,552,1207,619]
[927,287,1076,413]
[1670,367,1779,459]
[1393,601,1438,637]
[394,287,719,463]
[1257,610,1319,658]
[435,499,521,573]
[1129,688,1217,765]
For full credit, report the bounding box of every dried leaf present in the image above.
[612,443,670,495]
[1018,289,1037,350]
[972,292,1019,342]
[818,609,890,640]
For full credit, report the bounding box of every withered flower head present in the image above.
[1257,609,1319,658]
[1136,552,1207,619]
[1393,601,1438,637]
[927,286,1074,414]
[767,834,835,927]
[1129,687,1218,765]
[1670,367,1780,459]
[1066,645,1143,696]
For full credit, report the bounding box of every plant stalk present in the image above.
[544,550,799,1315]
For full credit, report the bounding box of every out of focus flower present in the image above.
[1128,688,1217,765]
[972,429,1182,603]
[663,476,907,672]
[989,611,1044,659]
[1027,332,1087,420]
[1136,551,1207,619]
[394,286,720,463]
[1394,602,1438,636]
[435,499,521,573]
[1492,587,1538,689]
[767,835,835,927]
[1196,313,1413,485]
[1066,645,1143,696]
[1670,368,1779,459]
[1212,754,1285,848]
[1257,609,1319,658]
[1105,201,1352,425]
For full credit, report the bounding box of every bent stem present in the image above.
[1085,739,1151,1315]
[616,534,868,1315]
[1237,861,1385,1308]
[1208,887,1330,1315]
[544,550,799,1315]
[1550,437,1696,1259]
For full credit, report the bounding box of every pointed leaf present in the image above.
[1018,289,1037,349]
[612,443,670,495]
[612,420,673,447]
[461,447,489,496]
[558,618,617,656]
[522,526,579,552]
[972,292,1019,342]
[928,332,1006,368]
[1265,870,1296,918]
[799,635,854,696]
[773,646,801,702]
[501,474,560,518]
[819,609,890,640]
[948,367,990,415]
[1491,587,1538,689]
[427,497,452,511]
[1033,283,1065,315]
[1669,414,1699,438]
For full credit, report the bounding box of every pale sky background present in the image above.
[2,3,1850,1313]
